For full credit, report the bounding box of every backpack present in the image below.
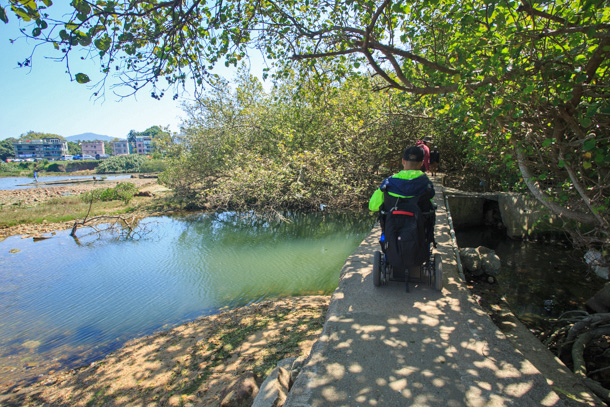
[381,191,428,271]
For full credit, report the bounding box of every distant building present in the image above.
[113,140,130,156]
[13,138,68,160]
[80,141,105,158]
[135,136,154,155]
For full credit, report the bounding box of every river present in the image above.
[0,175,133,191]
[0,211,375,391]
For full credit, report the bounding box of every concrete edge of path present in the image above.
[279,184,605,407]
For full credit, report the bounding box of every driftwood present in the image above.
[70,214,138,238]
[70,185,139,238]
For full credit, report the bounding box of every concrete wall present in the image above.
[447,192,560,238]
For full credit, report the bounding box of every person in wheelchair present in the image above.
[369,146,436,287]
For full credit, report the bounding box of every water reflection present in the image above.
[0,175,133,191]
[0,211,375,391]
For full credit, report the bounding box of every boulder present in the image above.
[585,250,609,280]
[459,246,502,278]
[478,246,502,277]
[459,247,483,276]
[586,283,610,314]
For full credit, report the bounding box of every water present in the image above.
[0,211,375,390]
[0,175,133,191]
[455,226,605,328]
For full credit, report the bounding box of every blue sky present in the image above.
[0,7,266,141]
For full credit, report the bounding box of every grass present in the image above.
[169,301,327,398]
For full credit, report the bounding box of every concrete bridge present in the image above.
[275,184,602,406]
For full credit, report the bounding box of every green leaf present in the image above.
[94,36,111,51]
[575,54,587,63]
[32,27,41,36]
[72,0,91,14]
[78,34,91,46]
[14,7,32,21]
[582,161,592,169]
[0,6,8,23]
[75,73,90,83]
[583,139,596,151]
[542,139,553,147]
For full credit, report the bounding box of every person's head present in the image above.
[422,136,433,145]
[402,146,424,170]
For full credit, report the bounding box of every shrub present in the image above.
[80,182,139,204]
[140,159,167,173]
[96,155,147,174]
[46,163,66,172]
[0,162,25,174]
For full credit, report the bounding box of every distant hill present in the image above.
[67,133,124,142]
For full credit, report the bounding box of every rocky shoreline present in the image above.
[1,296,330,407]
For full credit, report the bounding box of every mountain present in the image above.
[67,133,124,142]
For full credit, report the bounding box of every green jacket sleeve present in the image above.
[369,189,384,212]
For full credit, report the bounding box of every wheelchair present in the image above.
[372,192,443,293]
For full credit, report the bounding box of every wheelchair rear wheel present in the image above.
[373,251,382,287]
[434,253,443,291]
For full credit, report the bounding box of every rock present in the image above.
[22,340,41,350]
[478,246,501,277]
[459,247,483,276]
[219,372,259,407]
[459,246,501,278]
[586,282,610,313]
[585,250,609,280]
[594,266,610,280]
[135,191,154,197]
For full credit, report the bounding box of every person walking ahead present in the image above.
[415,136,432,172]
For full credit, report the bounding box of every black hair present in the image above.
[403,146,424,162]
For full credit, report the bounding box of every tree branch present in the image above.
[513,141,599,225]
[559,149,609,228]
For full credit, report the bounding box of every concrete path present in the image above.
[284,186,602,407]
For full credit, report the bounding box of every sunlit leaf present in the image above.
[75,73,90,83]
